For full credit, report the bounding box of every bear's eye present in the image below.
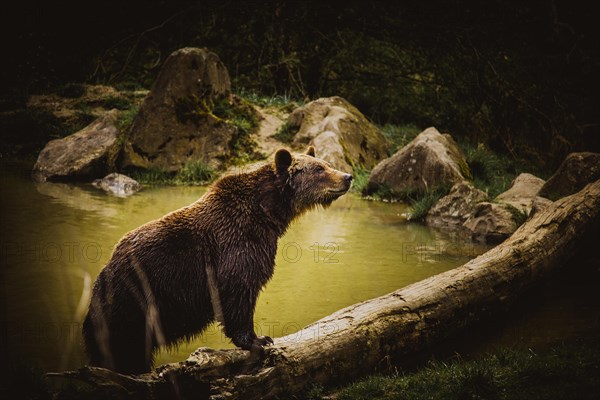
[315,165,325,173]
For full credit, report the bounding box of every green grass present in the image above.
[130,167,173,185]
[337,341,600,400]
[350,165,371,194]
[236,89,304,111]
[130,159,216,186]
[463,143,518,198]
[116,105,139,133]
[408,186,450,221]
[174,159,216,185]
[380,123,422,154]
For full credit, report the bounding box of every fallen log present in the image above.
[48,180,600,399]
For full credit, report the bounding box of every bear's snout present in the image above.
[344,174,353,184]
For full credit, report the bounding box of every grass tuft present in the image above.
[130,159,215,186]
[130,167,173,185]
[407,186,450,221]
[350,165,371,194]
[175,160,216,185]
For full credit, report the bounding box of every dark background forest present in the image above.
[2,0,598,171]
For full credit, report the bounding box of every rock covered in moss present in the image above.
[366,127,470,198]
[538,152,600,200]
[121,47,237,172]
[32,109,120,182]
[286,96,388,173]
[92,173,141,197]
[426,182,488,230]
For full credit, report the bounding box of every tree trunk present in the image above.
[48,180,600,399]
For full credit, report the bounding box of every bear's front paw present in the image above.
[254,335,274,347]
[250,335,273,353]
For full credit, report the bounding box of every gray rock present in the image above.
[462,202,517,244]
[92,173,141,197]
[496,173,546,214]
[426,182,488,231]
[538,152,600,200]
[366,127,470,198]
[287,96,388,173]
[32,110,120,182]
[121,47,236,172]
[458,173,545,244]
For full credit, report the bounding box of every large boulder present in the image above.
[92,173,141,197]
[32,109,120,182]
[121,47,236,172]
[425,182,488,231]
[366,127,470,197]
[538,152,600,200]
[286,97,388,173]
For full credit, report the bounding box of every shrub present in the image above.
[175,160,215,185]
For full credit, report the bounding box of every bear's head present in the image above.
[274,147,353,213]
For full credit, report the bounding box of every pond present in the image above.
[0,163,490,371]
[1,163,597,373]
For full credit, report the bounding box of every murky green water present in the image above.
[1,164,597,373]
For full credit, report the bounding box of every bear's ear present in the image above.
[274,148,293,174]
[306,146,316,157]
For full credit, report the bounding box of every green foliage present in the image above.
[350,166,370,194]
[174,95,217,124]
[8,3,594,172]
[379,124,422,154]
[369,185,398,202]
[175,160,216,185]
[464,143,517,198]
[216,98,261,165]
[174,95,260,165]
[338,341,600,400]
[130,167,173,185]
[130,159,215,186]
[408,187,450,221]
[236,89,303,111]
[273,122,296,144]
[116,105,139,133]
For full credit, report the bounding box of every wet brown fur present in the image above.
[82,147,352,374]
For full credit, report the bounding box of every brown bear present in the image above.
[82,147,352,374]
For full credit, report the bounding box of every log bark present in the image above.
[48,180,600,399]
